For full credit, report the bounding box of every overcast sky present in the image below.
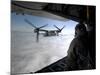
[11,13,78,34]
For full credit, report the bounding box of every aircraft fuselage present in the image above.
[44,31,58,36]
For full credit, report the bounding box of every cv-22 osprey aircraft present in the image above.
[41,25,65,36]
[24,19,65,42]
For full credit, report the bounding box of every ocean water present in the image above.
[11,31,74,73]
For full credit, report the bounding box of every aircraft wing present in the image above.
[39,29,48,32]
[40,29,59,32]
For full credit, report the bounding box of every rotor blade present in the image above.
[54,25,60,30]
[61,25,65,31]
[36,31,39,42]
[39,24,48,29]
[24,19,37,28]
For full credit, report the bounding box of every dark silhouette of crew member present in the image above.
[65,22,92,71]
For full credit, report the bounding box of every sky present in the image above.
[11,13,78,34]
